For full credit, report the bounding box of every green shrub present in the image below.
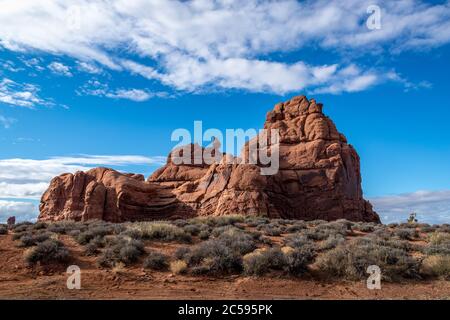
[143,250,170,270]
[76,225,114,245]
[174,247,191,260]
[283,234,315,249]
[24,239,70,265]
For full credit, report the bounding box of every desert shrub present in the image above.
[0,225,7,235]
[216,228,256,255]
[245,216,269,227]
[420,225,437,233]
[306,220,327,227]
[97,237,145,267]
[76,225,114,245]
[317,221,351,235]
[429,232,450,245]
[47,221,85,234]
[212,215,245,227]
[199,230,210,240]
[316,242,420,281]
[303,228,332,241]
[174,247,191,260]
[353,222,375,233]
[211,225,238,237]
[283,234,315,249]
[183,224,201,236]
[120,228,143,239]
[24,239,70,265]
[394,228,418,240]
[257,223,284,236]
[421,255,450,279]
[387,223,398,228]
[128,222,191,243]
[243,247,288,276]
[17,231,52,247]
[186,239,243,274]
[286,223,306,233]
[437,224,450,233]
[31,222,48,230]
[172,219,189,228]
[319,234,345,251]
[372,227,393,240]
[170,260,188,274]
[143,250,170,271]
[84,243,99,256]
[260,237,273,246]
[285,247,315,275]
[12,222,33,233]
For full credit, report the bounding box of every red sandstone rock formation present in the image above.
[39,95,380,223]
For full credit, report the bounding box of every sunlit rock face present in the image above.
[39,95,380,223]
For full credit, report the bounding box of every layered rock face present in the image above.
[39,95,380,223]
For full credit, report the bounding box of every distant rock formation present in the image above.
[39,95,380,223]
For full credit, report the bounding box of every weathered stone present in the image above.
[39,95,380,223]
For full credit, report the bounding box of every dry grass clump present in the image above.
[170,260,188,274]
[421,255,450,279]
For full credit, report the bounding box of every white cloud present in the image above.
[370,190,450,224]
[0,200,37,223]
[79,80,165,101]
[77,61,102,74]
[48,61,72,76]
[1,0,447,94]
[0,59,23,72]
[0,78,50,108]
[0,155,166,200]
[0,115,16,128]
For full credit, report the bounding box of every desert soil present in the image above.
[0,234,449,300]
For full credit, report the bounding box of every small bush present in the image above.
[32,222,48,230]
[283,234,315,249]
[84,243,99,256]
[170,260,188,274]
[24,239,70,265]
[47,221,84,234]
[76,225,113,245]
[143,250,170,270]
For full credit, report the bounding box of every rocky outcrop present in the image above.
[39,95,380,223]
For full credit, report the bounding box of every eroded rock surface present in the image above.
[39,95,380,223]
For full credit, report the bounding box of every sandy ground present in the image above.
[0,234,449,300]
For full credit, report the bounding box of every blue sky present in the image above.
[1,0,450,223]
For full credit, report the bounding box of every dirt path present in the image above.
[1,234,449,300]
